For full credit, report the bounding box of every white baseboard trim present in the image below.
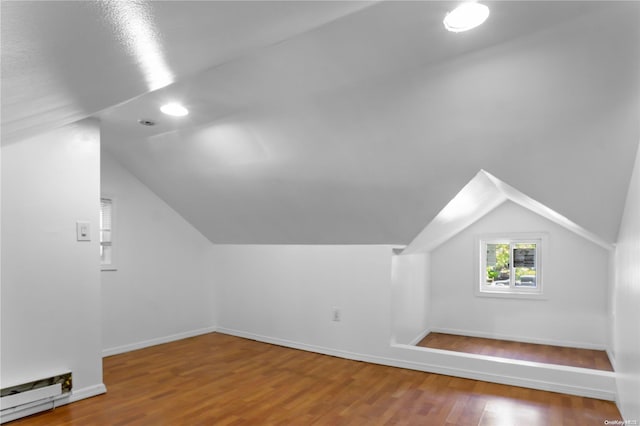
[102,326,218,357]
[606,348,616,371]
[408,328,431,346]
[216,327,615,401]
[391,344,615,401]
[219,327,396,361]
[68,383,107,403]
[0,383,106,424]
[430,327,606,351]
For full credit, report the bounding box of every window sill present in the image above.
[475,290,546,300]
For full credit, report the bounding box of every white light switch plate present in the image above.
[76,221,91,241]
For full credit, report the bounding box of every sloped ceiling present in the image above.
[1,0,373,143]
[403,170,613,255]
[2,1,639,245]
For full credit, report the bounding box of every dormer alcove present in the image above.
[391,170,616,398]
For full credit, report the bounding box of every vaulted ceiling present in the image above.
[2,1,639,245]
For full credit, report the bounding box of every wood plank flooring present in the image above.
[10,333,621,425]
[416,333,614,371]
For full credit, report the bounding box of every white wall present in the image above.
[613,142,640,421]
[215,245,394,355]
[100,151,216,356]
[429,201,610,349]
[391,253,430,345]
[1,120,104,401]
[213,243,615,400]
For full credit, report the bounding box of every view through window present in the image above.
[480,237,542,296]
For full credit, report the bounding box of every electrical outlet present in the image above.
[332,307,341,322]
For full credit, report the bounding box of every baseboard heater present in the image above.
[0,372,72,423]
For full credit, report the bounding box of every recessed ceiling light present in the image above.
[160,102,189,117]
[444,2,490,33]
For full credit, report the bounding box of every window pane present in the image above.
[101,245,112,265]
[485,243,510,286]
[514,243,536,288]
[100,199,112,231]
[100,230,112,243]
[100,198,113,266]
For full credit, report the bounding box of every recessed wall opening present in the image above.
[391,170,616,393]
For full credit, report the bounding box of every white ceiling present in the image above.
[404,170,613,255]
[1,0,372,142]
[2,1,639,245]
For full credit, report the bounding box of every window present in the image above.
[478,235,544,297]
[100,198,115,270]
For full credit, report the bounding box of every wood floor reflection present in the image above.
[416,332,613,371]
[10,333,620,425]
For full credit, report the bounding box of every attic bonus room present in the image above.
[1,1,639,425]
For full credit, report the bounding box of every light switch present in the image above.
[76,221,91,241]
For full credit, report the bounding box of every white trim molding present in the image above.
[407,328,431,346]
[102,326,218,357]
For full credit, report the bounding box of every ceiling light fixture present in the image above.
[443,2,490,33]
[160,102,189,117]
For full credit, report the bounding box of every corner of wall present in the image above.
[1,120,103,422]
[612,138,640,422]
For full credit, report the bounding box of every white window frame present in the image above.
[475,233,546,299]
[100,196,117,271]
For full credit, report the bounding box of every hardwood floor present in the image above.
[416,333,614,371]
[10,333,620,425]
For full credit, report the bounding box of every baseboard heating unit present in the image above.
[0,372,71,424]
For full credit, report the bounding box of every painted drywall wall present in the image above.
[1,120,104,400]
[391,253,430,345]
[215,244,393,355]
[213,243,615,400]
[613,141,640,421]
[429,201,610,349]
[100,151,216,355]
